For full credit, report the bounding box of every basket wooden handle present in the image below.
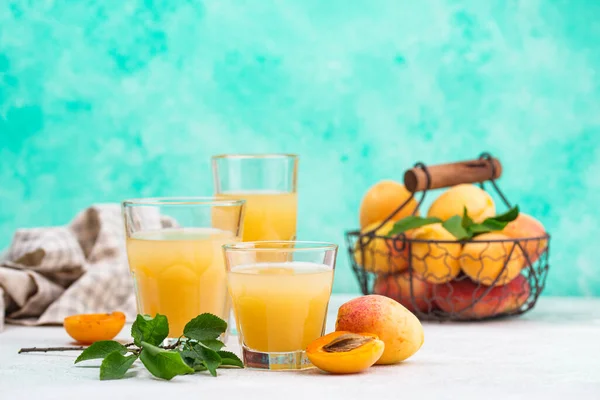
[403,157,502,192]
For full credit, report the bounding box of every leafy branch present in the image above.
[19,313,243,381]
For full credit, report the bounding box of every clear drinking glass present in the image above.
[122,197,245,340]
[212,154,298,242]
[223,241,338,370]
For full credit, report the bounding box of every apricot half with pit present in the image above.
[64,312,126,344]
[306,331,385,374]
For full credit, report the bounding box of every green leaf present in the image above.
[217,350,243,368]
[491,206,520,223]
[459,206,520,238]
[481,219,509,231]
[461,207,474,229]
[139,342,194,381]
[180,342,222,377]
[467,223,493,234]
[388,216,442,236]
[99,352,138,380]
[442,215,471,240]
[75,341,128,364]
[200,339,225,352]
[131,314,169,347]
[183,313,227,341]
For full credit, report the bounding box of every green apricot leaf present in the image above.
[183,313,227,341]
[387,216,442,236]
[139,342,194,381]
[131,314,169,347]
[75,341,128,364]
[99,352,138,380]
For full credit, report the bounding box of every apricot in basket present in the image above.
[436,275,530,319]
[353,221,411,274]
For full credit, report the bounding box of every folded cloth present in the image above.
[0,204,137,328]
[0,287,4,331]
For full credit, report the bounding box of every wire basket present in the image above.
[346,153,550,321]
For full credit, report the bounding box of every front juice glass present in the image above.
[212,154,298,241]
[122,197,244,339]
[223,241,337,370]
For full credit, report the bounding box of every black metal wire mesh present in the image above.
[345,153,550,321]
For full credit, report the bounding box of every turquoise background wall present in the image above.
[1,0,599,296]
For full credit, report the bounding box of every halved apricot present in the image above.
[306,331,385,374]
[64,312,126,344]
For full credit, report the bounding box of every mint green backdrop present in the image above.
[1,1,599,295]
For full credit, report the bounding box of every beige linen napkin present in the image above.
[0,204,137,329]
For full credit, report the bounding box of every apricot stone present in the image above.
[359,181,418,229]
[460,233,524,286]
[335,295,424,365]
[354,220,410,274]
[411,223,461,284]
[502,213,547,263]
[373,271,434,313]
[428,184,496,223]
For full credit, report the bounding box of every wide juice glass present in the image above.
[223,241,337,370]
[122,197,245,339]
[212,154,298,241]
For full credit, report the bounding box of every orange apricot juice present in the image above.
[228,262,334,352]
[126,228,236,337]
[217,191,297,241]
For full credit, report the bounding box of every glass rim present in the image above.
[122,196,246,207]
[211,153,298,160]
[223,240,338,252]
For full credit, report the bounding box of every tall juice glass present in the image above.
[122,197,245,339]
[223,241,337,370]
[212,154,298,241]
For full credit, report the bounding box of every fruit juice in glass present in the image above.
[126,228,235,337]
[228,262,333,352]
[218,191,297,241]
[223,241,337,370]
[212,154,298,241]
[122,198,244,339]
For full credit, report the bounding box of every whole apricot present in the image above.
[411,223,461,284]
[373,271,435,313]
[306,331,385,374]
[335,295,424,365]
[428,184,496,223]
[354,221,411,274]
[502,213,547,263]
[64,312,126,344]
[460,233,524,286]
[359,181,418,229]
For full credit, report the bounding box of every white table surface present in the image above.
[1,295,600,400]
